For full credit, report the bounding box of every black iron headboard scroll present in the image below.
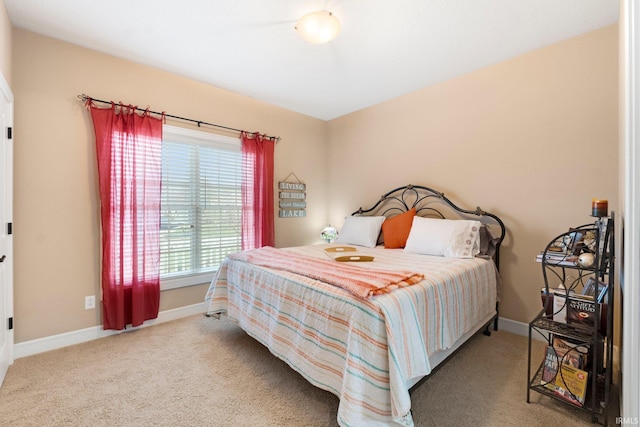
[351,184,506,269]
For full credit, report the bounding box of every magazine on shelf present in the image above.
[541,344,586,392]
[554,364,589,406]
[552,336,589,369]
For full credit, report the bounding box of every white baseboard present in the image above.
[498,316,553,342]
[497,316,529,337]
[12,314,535,360]
[14,312,619,367]
[14,302,206,359]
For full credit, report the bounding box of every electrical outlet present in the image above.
[85,295,96,310]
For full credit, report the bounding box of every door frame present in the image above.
[0,70,14,387]
[622,0,640,421]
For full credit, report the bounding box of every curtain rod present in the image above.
[77,94,281,142]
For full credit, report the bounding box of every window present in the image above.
[160,125,242,290]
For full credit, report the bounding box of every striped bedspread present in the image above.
[205,244,497,427]
[228,246,424,298]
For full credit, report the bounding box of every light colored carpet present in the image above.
[0,315,618,426]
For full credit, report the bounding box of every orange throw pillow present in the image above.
[381,208,416,249]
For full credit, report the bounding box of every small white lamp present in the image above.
[295,11,341,44]
[321,225,339,243]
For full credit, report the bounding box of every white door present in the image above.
[0,71,13,387]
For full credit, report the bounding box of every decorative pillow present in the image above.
[404,217,482,258]
[335,216,386,248]
[381,208,416,249]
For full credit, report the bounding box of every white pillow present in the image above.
[336,216,386,248]
[404,217,482,258]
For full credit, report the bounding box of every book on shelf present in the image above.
[540,287,607,332]
[536,251,573,260]
[541,345,560,391]
[554,364,589,406]
[535,252,578,266]
[553,292,569,323]
[566,293,608,334]
[540,287,573,322]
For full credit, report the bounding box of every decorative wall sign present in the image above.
[279,182,306,191]
[279,209,306,218]
[279,201,307,209]
[279,172,306,218]
[279,191,306,199]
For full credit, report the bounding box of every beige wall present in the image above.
[11,23,619,342]
[12,29,327,342]
[0,0,11,84]
[327,25,619,325]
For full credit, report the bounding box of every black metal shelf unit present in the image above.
[526,215,614,425]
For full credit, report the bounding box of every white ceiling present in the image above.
[5,0,619,121]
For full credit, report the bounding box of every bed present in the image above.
[205,184,505,426]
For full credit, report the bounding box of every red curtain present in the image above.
[241,132,275,250]
[89,102,163,330]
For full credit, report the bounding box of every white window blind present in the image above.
[160,125,241,290]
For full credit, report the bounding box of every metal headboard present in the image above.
[351,184,506,269]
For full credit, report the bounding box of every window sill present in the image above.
[160,271,215,291]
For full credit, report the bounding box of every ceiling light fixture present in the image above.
[295,10,341,44]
